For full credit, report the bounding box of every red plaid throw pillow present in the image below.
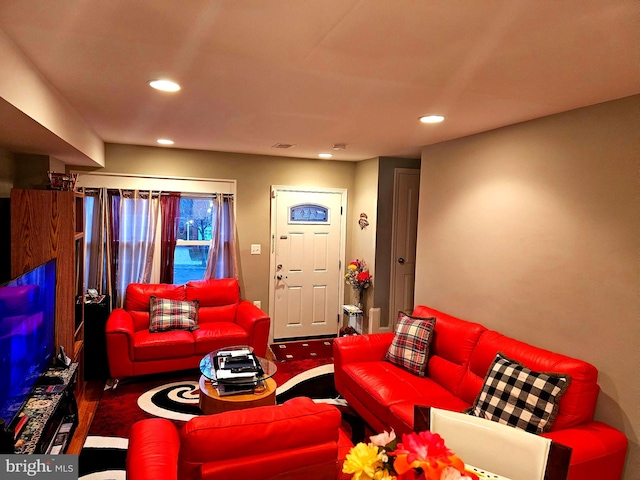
[384,312,436,376]
[149,296,199,332]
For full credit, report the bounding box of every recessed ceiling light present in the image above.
[318,153,333,158]
[419,115,445,124]
[157,138,174,145]
[149,79,181,92]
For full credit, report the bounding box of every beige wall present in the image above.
[0,29,104,166]
[97,144,356,312]
[347,158,379,314]
[416,95,639,478]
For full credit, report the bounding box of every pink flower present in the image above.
[370,430,396,447]
[441,467,475,480]
[393,431,453,466]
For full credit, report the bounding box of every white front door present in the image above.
[388,169,420,331]
[270,188,345,340]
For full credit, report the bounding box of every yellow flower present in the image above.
[343,443,385,480]
[372,469,396,480]
[348,264,358,270]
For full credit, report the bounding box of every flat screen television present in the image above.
[0,259,56,428]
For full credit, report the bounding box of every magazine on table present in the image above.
[214,348,264,380]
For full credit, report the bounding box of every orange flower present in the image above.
[389,432,468,480]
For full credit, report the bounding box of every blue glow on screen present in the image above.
[0,260,56,427]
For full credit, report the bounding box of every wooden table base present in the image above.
[198,375,277,414]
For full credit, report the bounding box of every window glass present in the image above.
[178,198,214,241]
[174,197,213,283]
[289,204,329,224]
[174,245,210,284]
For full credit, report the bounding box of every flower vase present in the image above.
[357,290,364,311]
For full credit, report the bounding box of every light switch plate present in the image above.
[250,244,261,255]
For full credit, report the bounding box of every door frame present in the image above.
[268,185,348,343]
[386,168,420,333]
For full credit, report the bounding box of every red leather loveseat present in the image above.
[334,305,628,480]
[126,397,350,480]
[106,278,269,381]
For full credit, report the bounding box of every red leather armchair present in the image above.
[106,278,270,381]
[126,397,347,480]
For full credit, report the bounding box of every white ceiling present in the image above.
[0,0,638,163]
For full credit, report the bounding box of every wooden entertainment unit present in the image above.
[10,189,86,387]
[14,364,79,454]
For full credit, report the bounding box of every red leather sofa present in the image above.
[106,278,270,381]
[126,397,351,480]
[334,305,628,480]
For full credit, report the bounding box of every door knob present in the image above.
[398,257,405,264]
[276,274,283,280]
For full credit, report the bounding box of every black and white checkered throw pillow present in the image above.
[470,352,571,434]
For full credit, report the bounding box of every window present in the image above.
[77,172,237,303]
[174,197,213,284]
[289,204,329,224]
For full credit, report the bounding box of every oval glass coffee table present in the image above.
[198,346,278,414]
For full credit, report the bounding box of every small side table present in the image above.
[198,376,276,414]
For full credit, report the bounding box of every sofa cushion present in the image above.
[149,296,199,332]
[127,283,186,310]
[464,330,599,431]
[192,323,250,355]
[186,279,240,324]
[412,306,487,398]
[384,313,436,376]
[133,329,195,361]
[340,361,463,428]
[178,397,340,480]
[389,397,472,434]
[126,283,186,331]
[186,278,239,304]
[470,352,571,434]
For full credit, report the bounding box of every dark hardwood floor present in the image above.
[67,380,104,454]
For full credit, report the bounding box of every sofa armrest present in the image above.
[333,333,394,365]
[105,308,136,379]
[541,421,628,479]
[105,307,135,337]
[333,333,395,394]
[127,418,180,480]
[235,300,270,357]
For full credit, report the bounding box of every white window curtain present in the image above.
[114,190,161,307]
[204,194,238,279]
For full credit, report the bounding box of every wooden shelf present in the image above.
[11,189,86,387]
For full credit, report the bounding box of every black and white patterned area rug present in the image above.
[79,436,128,480]
[79,363,351,479]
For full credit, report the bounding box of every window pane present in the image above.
[289,204,329,223]
[178,198,213,241]
[173,245,209,284]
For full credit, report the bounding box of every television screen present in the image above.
[0,260,56,427]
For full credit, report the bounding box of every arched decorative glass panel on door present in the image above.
[289,204,330,224]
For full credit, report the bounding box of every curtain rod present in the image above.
[82,188,234,198]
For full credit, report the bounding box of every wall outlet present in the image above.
[253,300,261,309]
[250,244,261,255]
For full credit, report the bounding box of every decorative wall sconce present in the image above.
[359,213,369,230]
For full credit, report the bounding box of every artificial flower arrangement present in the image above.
[345,259,373,294]
[342,429,479,480]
